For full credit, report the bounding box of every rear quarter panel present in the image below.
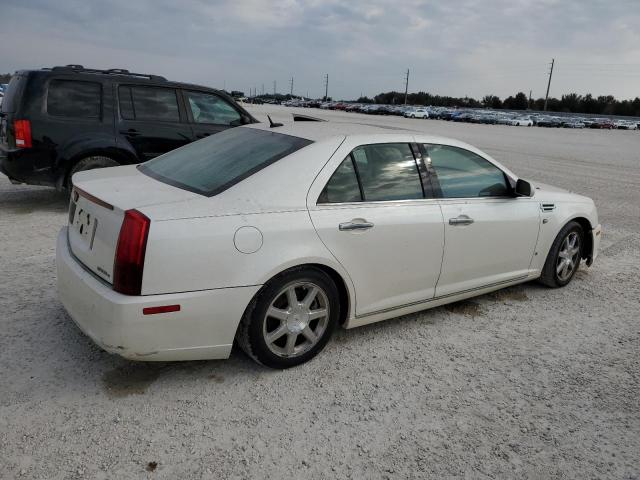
[140,210,355,306]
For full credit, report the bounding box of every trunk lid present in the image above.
[68,165,200,283]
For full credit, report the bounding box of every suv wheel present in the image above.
[67,156,119,189]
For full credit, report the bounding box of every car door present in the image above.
[309,142,445,317]
[117,84,192,160]
[424,143,540,297]
[182,90,245,141]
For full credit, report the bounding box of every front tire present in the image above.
[236,267,340,368]
[539,221,584,287]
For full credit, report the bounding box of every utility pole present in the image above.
[544,58,554,111]
[404,69,409,105]
[324,74,329,101]
[261,84,264,96]
[273,80,276,96]
[290,77,293,96]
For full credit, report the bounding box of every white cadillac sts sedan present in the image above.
[56,121,601,368]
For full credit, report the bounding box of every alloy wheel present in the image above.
[262,282,330,358]
[556,231,581,281]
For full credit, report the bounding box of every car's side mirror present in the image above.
[514,178,533,197]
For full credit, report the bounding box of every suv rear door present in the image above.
[182,89,245,140]
[117,84,192,160]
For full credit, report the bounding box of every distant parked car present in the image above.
[508,116,533,126]
[404,107,429,119]
[562,119,585,129]
[0,65,257,190]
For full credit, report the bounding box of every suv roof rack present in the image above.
[49,65,167,82]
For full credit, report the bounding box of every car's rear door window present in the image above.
[317,155,362,203]
[184,91,242,126]
[47,80,101,118]
[425,144,510,198]
[352,143,423,201]
[318,143,424,203]
[139,127,312,196]
[119,85,180,122]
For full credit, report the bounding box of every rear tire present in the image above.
[538,221,584,288]
[67,156,119,190]
[236,267,340,368]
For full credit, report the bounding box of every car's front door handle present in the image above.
[339,220,374,231]
[449,215,474,226]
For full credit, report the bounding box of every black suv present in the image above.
[0,65,257,190]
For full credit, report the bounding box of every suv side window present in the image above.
[318,143,423,204]
[426,144,510,198]
[47,80,101,118]
[119,85,180,122]
[184,91,241,125]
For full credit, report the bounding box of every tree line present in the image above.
[356,91,640,117]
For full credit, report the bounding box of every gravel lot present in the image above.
[1,106,639,479]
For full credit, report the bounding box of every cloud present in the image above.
[1,0,638,99]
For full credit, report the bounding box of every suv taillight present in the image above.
[113,210,150,295]
[14,119,32,148]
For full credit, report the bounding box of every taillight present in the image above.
[14,119,32,148]
[113,210,150,295]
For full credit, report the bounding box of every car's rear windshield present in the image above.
[139,127,312,196]
[0,75,26,113]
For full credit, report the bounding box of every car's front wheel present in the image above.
[236,267,340,368]
[539,221,584,287]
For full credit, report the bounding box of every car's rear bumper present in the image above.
[56,227,260,361]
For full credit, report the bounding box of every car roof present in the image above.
[244,120,456,144]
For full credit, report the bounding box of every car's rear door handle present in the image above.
[449,215,474,226]
[339,220,374,231]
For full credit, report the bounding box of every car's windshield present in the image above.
[139,127,312,196]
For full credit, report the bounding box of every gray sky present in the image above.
[1,0,639,100]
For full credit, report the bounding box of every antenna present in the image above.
[267,115,283,128]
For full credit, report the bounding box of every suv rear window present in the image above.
[47,80,101,118]
[119,86,180,122]
[139,127,312,196]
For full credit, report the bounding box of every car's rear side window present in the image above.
[47,80,101,118]
[119,86,180,122]
[318,143,424,203]
[139,127,312,196]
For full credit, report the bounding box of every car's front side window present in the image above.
[318,143,424,204]
[426,144,510,198]
[185,91,241,126]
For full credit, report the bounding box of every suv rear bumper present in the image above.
[0,144,56,186]
[56,227,260,361]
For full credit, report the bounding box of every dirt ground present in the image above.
[1,106,639,479]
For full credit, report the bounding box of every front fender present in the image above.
[531,200,599,272]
